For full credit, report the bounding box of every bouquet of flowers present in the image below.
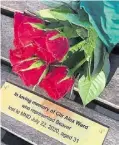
[9,2,111,105]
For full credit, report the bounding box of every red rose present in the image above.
[39,66,74,100]
[12,58,46,86]
[10,12,73,100]
[13,13,69,65]
[10,12,46,66]
[14,12,45,48]
[34,30,69,64]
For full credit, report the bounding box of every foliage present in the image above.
[78,71,106,105]
[33,2,111,105]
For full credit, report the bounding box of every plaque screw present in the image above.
[4,85,9,89]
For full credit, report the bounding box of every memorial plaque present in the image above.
[1,82,109,145]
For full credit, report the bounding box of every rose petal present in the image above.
[18,65,46,86]
[14,12,45,47]
[12,58,46,86]
[46,30,69,62]
[35,36,55,63]
[34,30,69,64]
[10,44,38,66]
[39,66,74,100]
[43,66,68,82]
[12,59,38,73]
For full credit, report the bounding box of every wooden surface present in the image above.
[1,1,119,145]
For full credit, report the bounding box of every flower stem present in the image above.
[69,58,87,75]
[87,58,91,80]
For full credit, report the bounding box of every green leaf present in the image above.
[78,71,106,105]
[77,6,89,22]
[63,40,86,62]
[37,7,91,28]
[62,40,87,72]
[30,21,81,39]
[65,13,90,28]
[63,49,85,69]
[63,27,98,68]
[76,28,88,39]
[20,60,44,71]
[81,28,98,59]
[30,21,83,39]
[49,33,64,40]
[61,24,79,38]
[63,27,98,64]
[36,5,72,21]
[63,25,77,38]
[28,23,46,29]
[92,39,105,75]
[37,9,56,19]
[60,24,88,39]
[92,41,110,80]
[55,23,87,39]
[46,22,64,29]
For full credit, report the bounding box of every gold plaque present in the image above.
[1,82,109,145]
